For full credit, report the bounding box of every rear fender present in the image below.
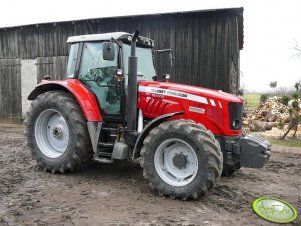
[28,79,102,121]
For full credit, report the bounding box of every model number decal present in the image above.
[189,106,205,114]
[151,93,164,98]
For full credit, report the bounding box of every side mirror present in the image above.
[103,42,115,61]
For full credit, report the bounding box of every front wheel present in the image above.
[140,120,223,200]
[26,91,93,173]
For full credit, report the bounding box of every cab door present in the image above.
[78,42,121,116]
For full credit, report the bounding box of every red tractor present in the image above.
[26,31,271,199]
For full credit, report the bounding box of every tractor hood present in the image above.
[138,80,243,136]
[138,81,242,103]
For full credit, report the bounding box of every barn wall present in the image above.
[0,59,22,123]
[0,10,242,122]
[21,59,37,117]
[229,17,240,93]
[36,56,68,82]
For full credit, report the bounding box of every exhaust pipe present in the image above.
[127,31,139,132]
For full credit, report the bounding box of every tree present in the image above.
[269,81,277,94]
[293,42,301,58]
[295,82,300,91]
[281,86,301,139]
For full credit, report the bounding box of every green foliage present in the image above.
[292,91,299,99]
[277,122,285,129]
[269,81,277,89]
[281,82,301,139]
[292,100,299,109]
[294,82,300,90]
[280,96,290,106]
[260,94,268,103]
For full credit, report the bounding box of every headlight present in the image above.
[228,102,243,130]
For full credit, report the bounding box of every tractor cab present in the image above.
[65,32,156,117]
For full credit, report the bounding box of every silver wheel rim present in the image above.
[154,138,198,187]
[35,109,69,158]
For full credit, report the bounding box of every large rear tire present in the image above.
[140,120,223,200]
[26,91,93,173]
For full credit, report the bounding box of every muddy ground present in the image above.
[0,126,300,226]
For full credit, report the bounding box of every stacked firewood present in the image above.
[244,96,291,132]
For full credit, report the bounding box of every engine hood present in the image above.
[138,81,242,103]
[138,80,243,136]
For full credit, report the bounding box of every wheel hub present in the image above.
[35,109,69,158]
[154,138,198,187]
[173,154,187,169]
[52,126,63,139]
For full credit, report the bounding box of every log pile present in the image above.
[244,96,291,132]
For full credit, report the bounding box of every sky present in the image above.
[1,0,301,92]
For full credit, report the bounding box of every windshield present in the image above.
[123,44,156,83]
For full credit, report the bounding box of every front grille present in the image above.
[228,102,243,130]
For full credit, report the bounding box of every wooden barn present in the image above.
[0,7,243,123]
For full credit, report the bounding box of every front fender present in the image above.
[28,79,102,121]
[132,111,184,160]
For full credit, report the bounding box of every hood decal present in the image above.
[139,86,208,105]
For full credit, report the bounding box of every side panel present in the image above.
[28,79,102,121]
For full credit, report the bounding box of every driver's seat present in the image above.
[81,67,120,115]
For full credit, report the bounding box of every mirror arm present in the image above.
[110,37,123,48]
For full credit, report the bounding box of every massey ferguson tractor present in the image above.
[26,31,271,199]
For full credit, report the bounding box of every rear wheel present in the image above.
[26,91,93,173]
[141,120,223,200]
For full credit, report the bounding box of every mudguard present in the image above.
[132,111,184,159]
[28,79,102,121]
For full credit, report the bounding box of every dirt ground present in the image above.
[0,126,300,226]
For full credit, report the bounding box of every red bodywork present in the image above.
[29,79,243,136]
[28,79,102,121]
[138,81,243,136]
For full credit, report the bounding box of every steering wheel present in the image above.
[88,68,104,84]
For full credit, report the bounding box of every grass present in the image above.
[243,93,261,111]
[269,138,301,148]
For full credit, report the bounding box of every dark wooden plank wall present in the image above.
[0,11,240,93]
[36,56,68,82]
[229,17,240,93]
[0,59,22,123]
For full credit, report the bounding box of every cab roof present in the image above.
[67,32,129,43]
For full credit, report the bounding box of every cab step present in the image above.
[98,142,115,148]
[94,157,113,163]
